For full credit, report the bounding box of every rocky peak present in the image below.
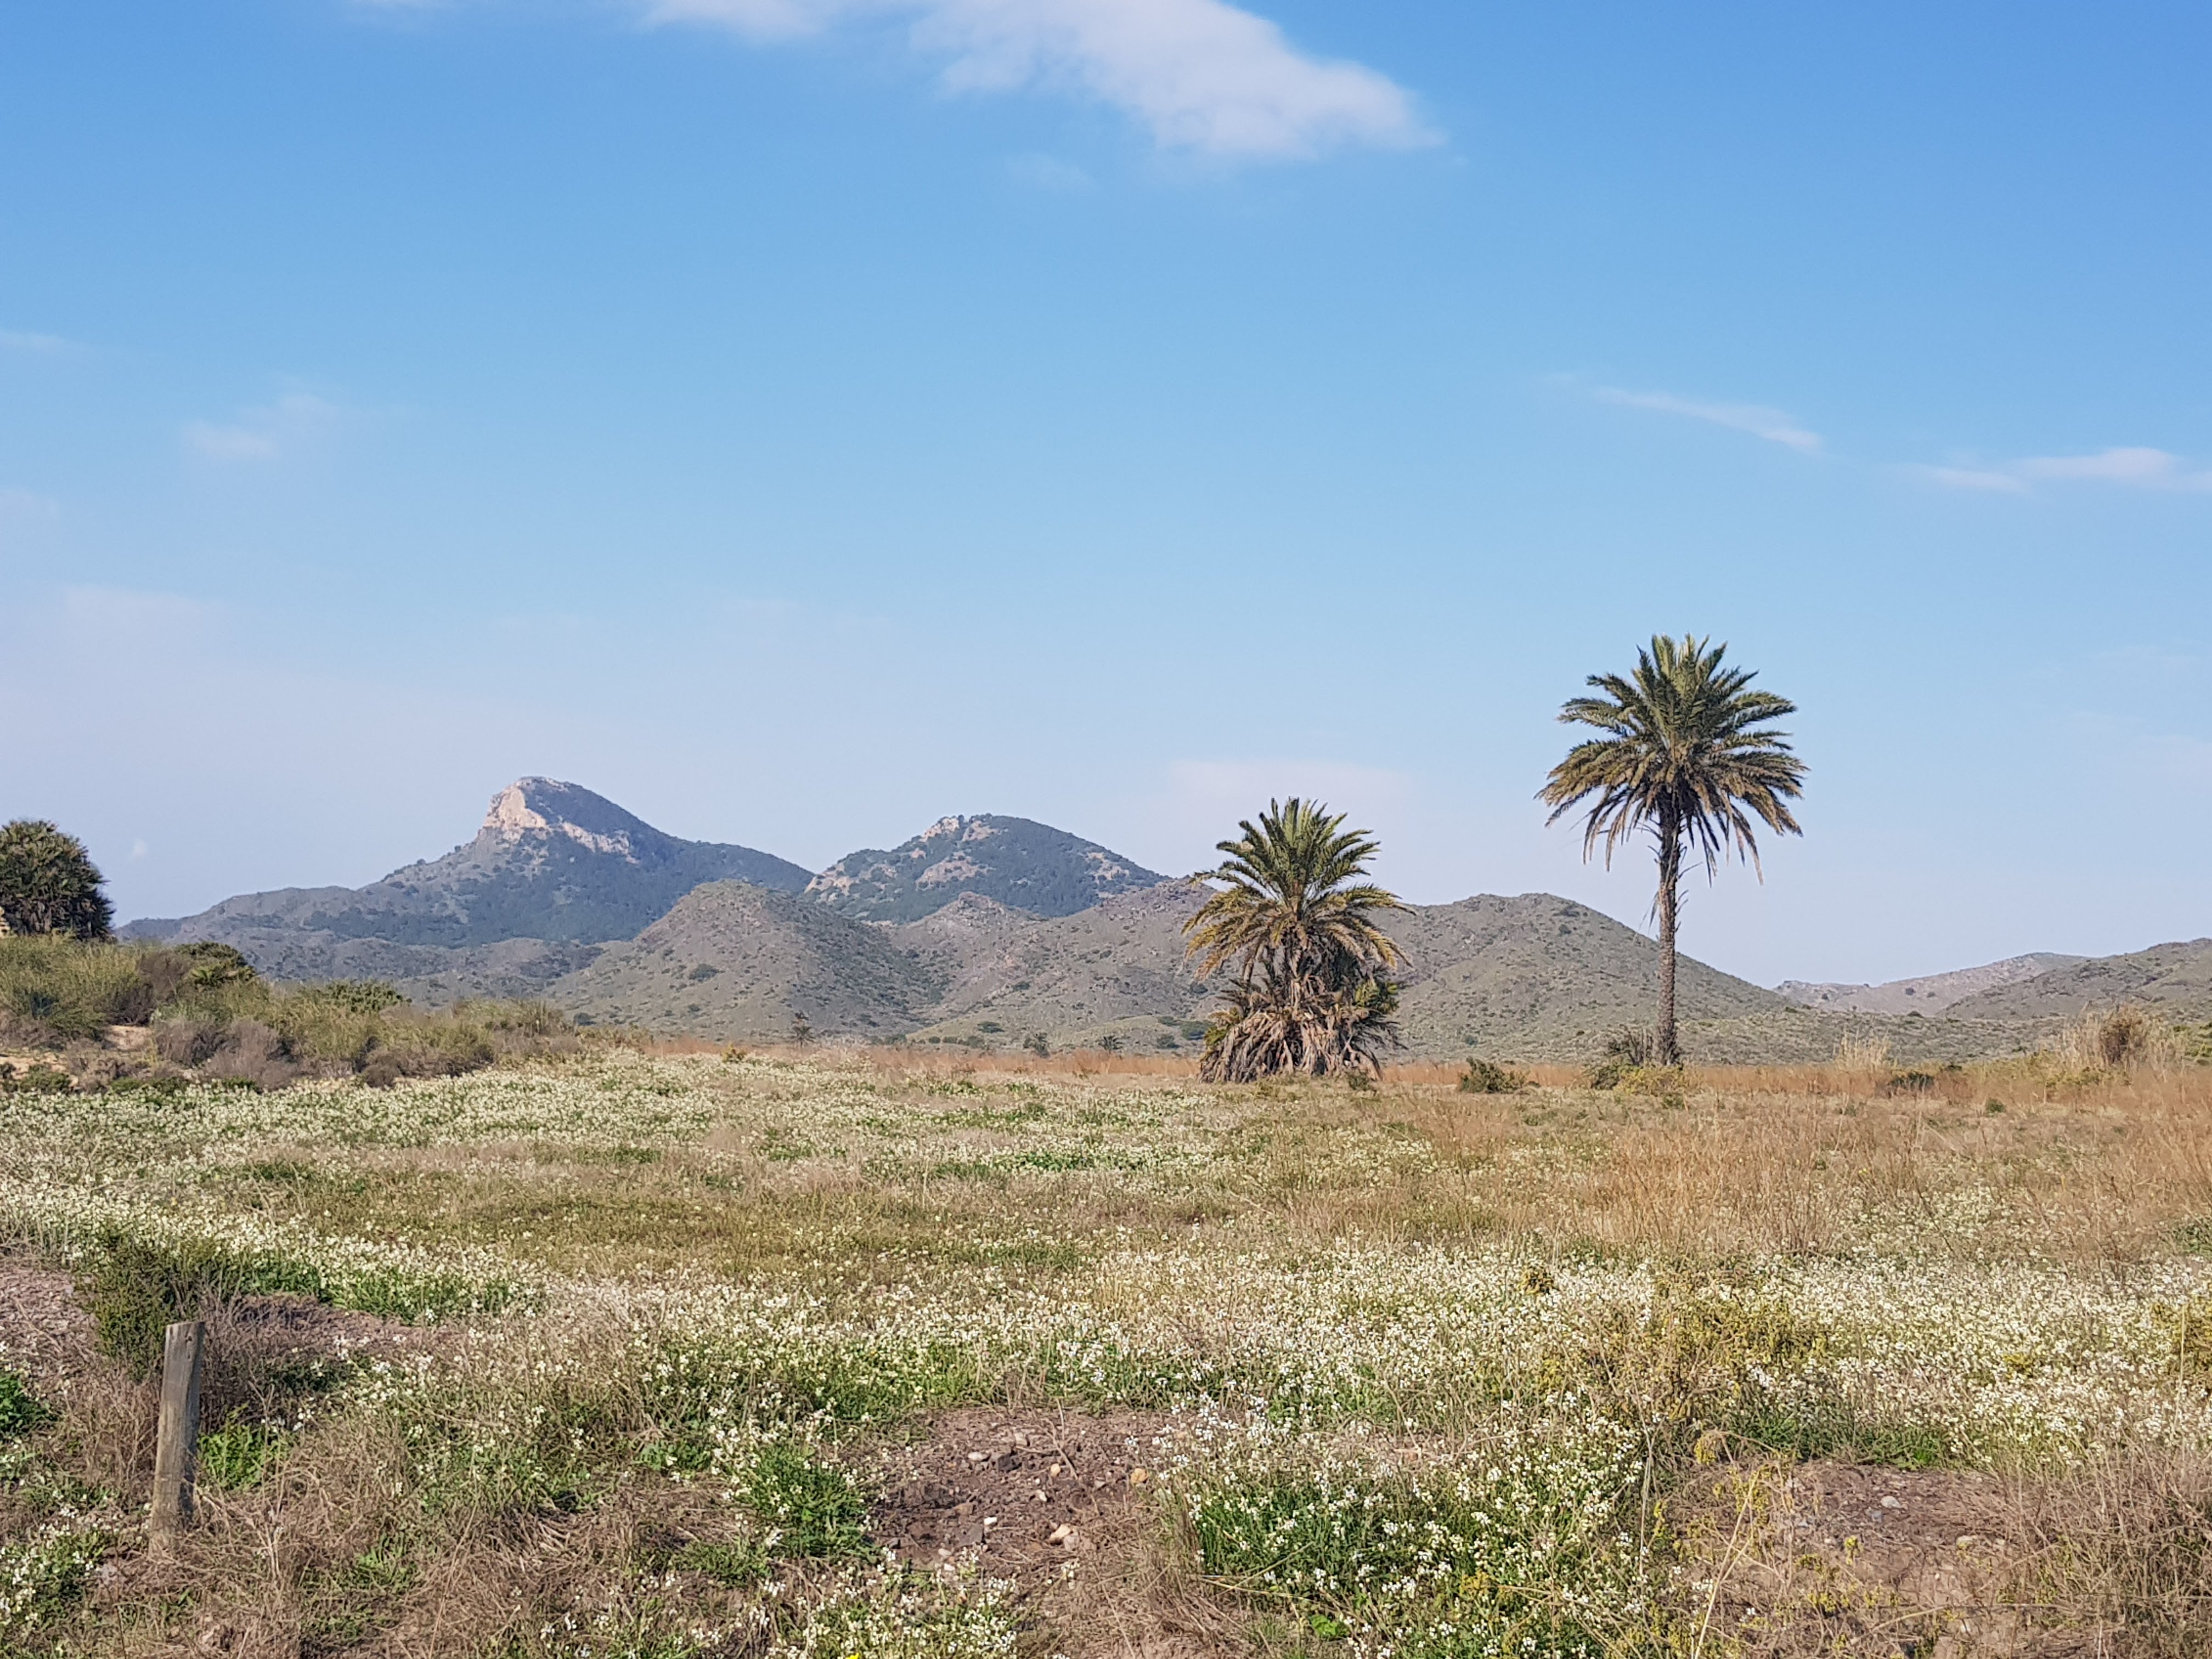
[478,778,665,862]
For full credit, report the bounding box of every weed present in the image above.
[0,1372,54,1437]
[198,1423,284,1489]
[1457,1058,1528,1094]
[739,1440,872,1559]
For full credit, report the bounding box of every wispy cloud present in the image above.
[181,392,341,464]
[1915,446,2212,495]
[645,0,1431,159]
[1593,386,1822,454]
[0,329,77,355]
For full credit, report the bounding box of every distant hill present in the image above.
[806,815,1167,923]
[905,883,1219,1048]
[1391,895,1791,1058]
[132,779,809,997]
[1776,953,2081,1015]
[1942,940,2212,1022]
[546,881,945,1038]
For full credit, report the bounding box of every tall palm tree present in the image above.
[1182,799,1404,1080]
[1538,636,1805,1066]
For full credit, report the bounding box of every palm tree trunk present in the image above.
[1655,812,1682,1066]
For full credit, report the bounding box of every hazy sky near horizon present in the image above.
[4,1,2210,988]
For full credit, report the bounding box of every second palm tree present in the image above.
[1538,635,1806,1067]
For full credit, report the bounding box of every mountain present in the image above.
[136,779,810,997]
[1776,953,2083,1015]
[545,881,945,1037]
[805,815,1167,923]
[1940,940,2212,1022]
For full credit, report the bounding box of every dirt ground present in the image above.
[871,1407,1233,1657]
[1685,1458,2064,1656]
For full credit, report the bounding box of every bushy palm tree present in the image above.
[0,820,112,941]
[1182,799,1403,1080]
[1538,636,1805,1066]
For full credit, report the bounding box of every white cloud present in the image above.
[181,392,341,464]
[1916,445,2212,495]
[645,0,1430,159]
[1593,386,1822,454]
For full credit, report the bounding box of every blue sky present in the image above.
[4,0,2209,987]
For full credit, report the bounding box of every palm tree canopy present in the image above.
[1538,634,1806,878]
[1182,798,1404,984]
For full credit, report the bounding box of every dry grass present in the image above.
[8,1048,2212,1656]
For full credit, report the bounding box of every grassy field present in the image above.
[4,1046,2211,1656]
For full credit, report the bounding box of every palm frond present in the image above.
[1538,635,1806,877]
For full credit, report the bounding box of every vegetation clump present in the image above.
[0,820,112,941]
[1457,1057,1528,1093]
[1183,798,1403,1081]
[0,932,573,1086]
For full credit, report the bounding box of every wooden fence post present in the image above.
[149,1319,206,1551]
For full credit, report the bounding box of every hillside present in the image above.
[806,815,1167,923]
[894,889,1798,1061]
[1942,939,2212,1022]
[902,882,1218,1050]
[545,881,945,1038]
[1390,895,1791,1059]
[132,779,810,998]
[1776,953,2081,1015]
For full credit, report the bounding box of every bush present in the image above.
[0,1062,74,1094]
[1458,1058,1528,1094]
[0,820,112,940]
[1,936,573,1087]
[0,936,150,1042]
[80,1229,248,1379]
[1588,1028,1655,1088]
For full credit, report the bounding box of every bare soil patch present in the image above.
[872,1406,1232,1658]
[1686,1459,2065,1656]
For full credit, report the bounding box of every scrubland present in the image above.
[5,1043,2212,1657]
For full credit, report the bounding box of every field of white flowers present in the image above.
[4,1050,2210,1656]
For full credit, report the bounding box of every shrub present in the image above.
[2099,1007,2155,1068]
[1458,1057,1528,1094]
[198,1423,284,1490]
[80,1229,255,1378]
[132,942,257,1006]
[0,936,148,1042]
[1588,1028,1654,1088]
[0,1524,108,1642]
[0,1062,74,1094]
[0,820,112,941]
[0,936,572,1086]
